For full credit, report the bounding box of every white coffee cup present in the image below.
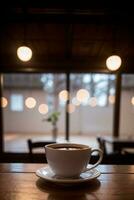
[45,143,103,178]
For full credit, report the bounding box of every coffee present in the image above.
[52,146,84,150]
[45,143,103,178]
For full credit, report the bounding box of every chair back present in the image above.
[97,137,107,155]
[27,139,56,162]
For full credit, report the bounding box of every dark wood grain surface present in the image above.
[0,164,134,200]
[0,163,134,174]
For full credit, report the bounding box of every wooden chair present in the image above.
[96,136,121,155]
[97,136,107,155]
[27,139,56,162]
[96,136,128,164]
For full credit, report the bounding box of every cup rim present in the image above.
[45,143,90,151]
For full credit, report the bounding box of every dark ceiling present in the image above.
[0,1,134,73]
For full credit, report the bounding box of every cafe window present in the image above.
[2,72,116,153]
[2,73,66,153]
[69,73,116,141]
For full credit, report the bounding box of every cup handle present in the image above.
[83,149,103,172]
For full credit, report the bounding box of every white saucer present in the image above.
[36,165,101,185]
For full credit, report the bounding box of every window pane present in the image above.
[10,94,23,111]
[2,73,66,152]
[69,73,116,146]
[120,74,134,136]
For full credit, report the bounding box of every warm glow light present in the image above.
[106,55,122,71]
[17,46,32,62]
[59,90,69,102]
[1,97,8,108]
[109,95,115,104]
[38,104,49,114]
[89,97,97,107]
[72,97,81,106]
[131,97,134,105]
[76,89,90,103]
[67,103,75,113]
[25,97,36,109]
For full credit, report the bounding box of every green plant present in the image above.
[42,111,60,140]
[43,111,60,126]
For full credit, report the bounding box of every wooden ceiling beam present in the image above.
[0,55,133,73]
[0,8,133,26]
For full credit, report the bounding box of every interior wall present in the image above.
[2,89,112,136]
[3,90,65,136]
[3,89,133,137]
[70,105,113,136]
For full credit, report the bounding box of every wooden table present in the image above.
[100,136,134,153]
[0,163,134,200]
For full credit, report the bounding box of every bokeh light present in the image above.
[76,89,90,103]
[106,55,122,71]
[38,104,49,114]
[109,95,115,104]
[17,46,32,62]
[1,97,8,108]
[59,90,69,102]
[67,103,75,114]
[25,97,36,109]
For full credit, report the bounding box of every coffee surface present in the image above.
[53,146,84,150]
